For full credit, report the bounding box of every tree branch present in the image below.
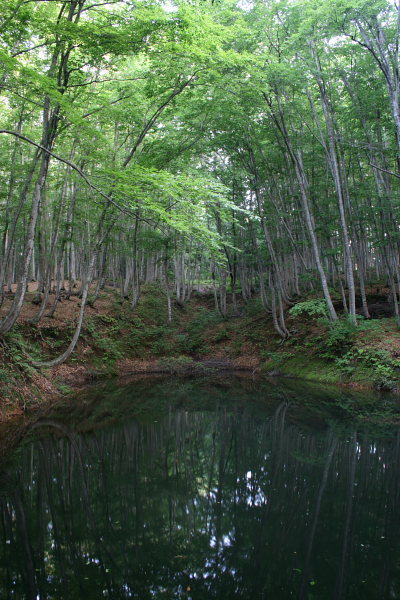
[370,163,400,179]
[0,130,132,214]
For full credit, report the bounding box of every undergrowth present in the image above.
[285,304,400,390]
[0,327,43,404]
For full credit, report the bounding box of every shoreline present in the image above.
[2,286,400,422]
[1,355,393,425]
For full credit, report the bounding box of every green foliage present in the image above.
[55,382,73,395]
[320,317,359,356]
[147,326,176,356]
[289,299,328,319]
[156,355,208,374]
[1,329,39,376]
[0,367,13,385]
[0,328,44,402]
[263,350,291,363]
[243,298,264,318]
[213,328,230,343]
[334,347,398,390]
[136,285,171,326]
[85,316,125,374]
[319,316,383,358]
[180,308,221,354]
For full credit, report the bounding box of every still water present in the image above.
[0,376,399,599]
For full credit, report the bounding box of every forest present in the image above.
[1,5,400,593]
[0,0,400,374]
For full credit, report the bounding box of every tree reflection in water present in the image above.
[0,379,399,599]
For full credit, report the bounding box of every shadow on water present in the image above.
[0,375,399,599]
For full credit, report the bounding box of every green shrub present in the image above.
[262,350,291,369]
[321,317,358,356]
[213,329,230,343]
[334,346,397,389]
[320,316,383,358]
[157,356,195,374]
[289,299,328,318]
[176,308,221,354]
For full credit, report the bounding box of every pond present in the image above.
[0,376,399,599]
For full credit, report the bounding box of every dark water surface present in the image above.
[0,376,399,599]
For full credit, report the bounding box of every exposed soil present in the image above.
[1,283,113,327]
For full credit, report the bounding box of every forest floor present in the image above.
[1,282,400,420]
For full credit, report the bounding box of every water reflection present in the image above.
[0,379,399,599]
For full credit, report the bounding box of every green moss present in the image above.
[261,347,400,391]
[268,355,342,384]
